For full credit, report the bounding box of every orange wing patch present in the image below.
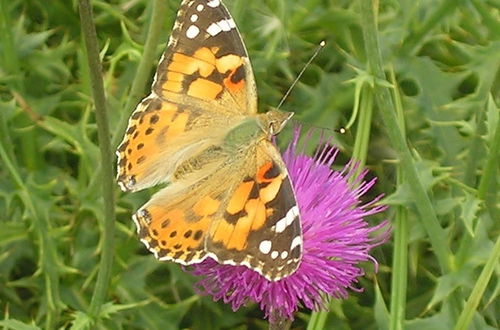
[217,55,246,93]
[116,97,190,191]
[136,202,212,263]
[187,78,223,99]
[168,49,215,77]
[225,180,255,214]
[193,195,221,217]
[158,47,249,106]
[209,161,283,252]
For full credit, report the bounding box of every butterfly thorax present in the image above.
[223,109,293,151]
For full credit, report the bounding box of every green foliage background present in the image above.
[0,0,499,329]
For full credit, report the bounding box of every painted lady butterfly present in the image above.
[116,0,302,281]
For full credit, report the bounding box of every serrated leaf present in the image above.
[426,266,474,310]
[69,311,94,330]
[459,193,482,236]
[485,94,499,145]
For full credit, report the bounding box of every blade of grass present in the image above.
[454,234,500,330]
[358,0,452,273]
[78,0,116,319]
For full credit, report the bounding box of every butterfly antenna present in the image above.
[276,40,326,110]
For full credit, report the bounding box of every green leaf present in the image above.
[374,282,390,330]
[0,320,41,330]
[459,193,482,236]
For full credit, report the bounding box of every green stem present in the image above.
[78,0,116,318]
[390,206,408,330]
[454,234,500,330]
[388,68,408,330]
[307,310,328,330]
[352,85,373,171]
[0,0,21,87]
[359,0,452,273]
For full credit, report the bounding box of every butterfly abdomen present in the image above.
[172,145,226,181]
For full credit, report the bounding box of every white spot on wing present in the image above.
[259,240,272,254]
[207,0,220,8]
[275,218,286,233]
[271,251,279,259]
[290,236,302,251]
[274,205,299,233]
[196,4,204,11]
[190,14,198,22]
[186,25,200,39]
[207,23,222,36]
[218,19,232,31]
[281,251,288,259]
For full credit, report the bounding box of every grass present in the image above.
[1,0,499,329]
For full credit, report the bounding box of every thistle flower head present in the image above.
[190,128,390,322]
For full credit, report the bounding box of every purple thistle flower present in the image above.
[189,128,390,322]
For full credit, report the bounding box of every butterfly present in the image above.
[116,0,302,281]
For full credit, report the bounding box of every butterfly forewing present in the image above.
[116,0,259,192]
[153,0,258,113]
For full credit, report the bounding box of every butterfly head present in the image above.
[260,109,294,138]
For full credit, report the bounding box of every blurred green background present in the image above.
[0,0,498,329]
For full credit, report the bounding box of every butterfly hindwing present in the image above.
[206,141,302,280]
[133,140,302,281]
